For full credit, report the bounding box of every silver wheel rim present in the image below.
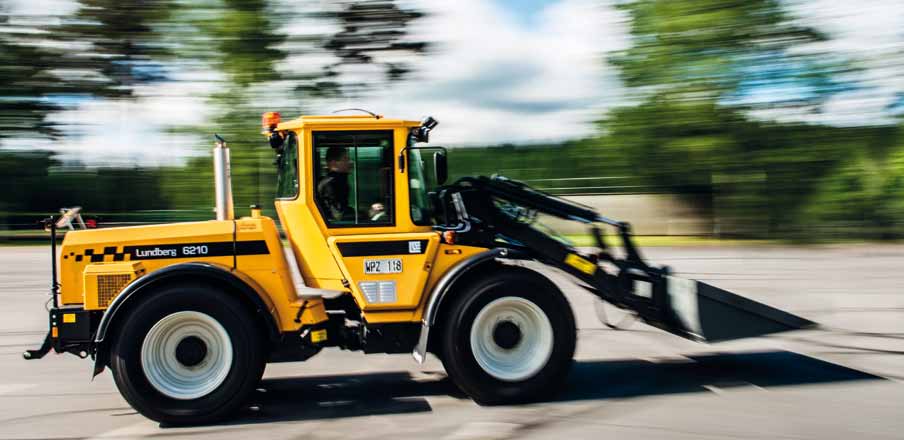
[140,311,233,400]
[469,296,554,382]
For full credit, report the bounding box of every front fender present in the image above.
[412,247,529,363]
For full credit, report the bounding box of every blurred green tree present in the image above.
[0,11,61,142]
[150,0,290,216]
[800,124,904,238]
[57,0,173,96]
[605,0,853,236]
[158,0,431,218]
[1,0,175,141]
[0,1,176,231]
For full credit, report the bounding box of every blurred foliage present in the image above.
[153,0,290,218]
[0,150,174,229]
[1,0,903,241]
[598,0,904,238]
[308,1,428,95]
[445,0,904,239]
[156,0,431,219]
[800,127,904,238]
[447,140,640,194]
[0,0,181,231]
[0,19,59,141]
[0,0,430,236]
[58,0,173,93]
[0,0,173,142]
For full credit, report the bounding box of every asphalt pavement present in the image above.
[0,245,902,439]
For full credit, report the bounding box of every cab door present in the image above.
[328,233,439,310]
[310,129,440,311]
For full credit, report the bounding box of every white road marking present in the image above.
[747,382,768,392]
[702,384,724,395]
[87,420,159,439]
[444,422,522,440]
[0,383,35,395]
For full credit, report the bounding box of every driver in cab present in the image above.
[317,146,353,222]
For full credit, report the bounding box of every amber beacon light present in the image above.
[262,112,281,130]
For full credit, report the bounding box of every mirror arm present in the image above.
[400,145,447,175]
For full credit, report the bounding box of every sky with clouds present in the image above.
[3,0,903,166]
[309,0,630,145]
[753,0,904,126]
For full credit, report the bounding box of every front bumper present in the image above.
[24,307,100,360]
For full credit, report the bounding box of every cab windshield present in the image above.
[408,147,433,225]
[407,138,445,226]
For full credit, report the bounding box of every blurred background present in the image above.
[1,0,902,241]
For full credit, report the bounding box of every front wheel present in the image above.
[440,269,576,404]
[109,284,265,425]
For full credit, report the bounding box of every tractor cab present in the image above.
[263,112,459,320]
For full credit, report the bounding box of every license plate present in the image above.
[364,258,402,274]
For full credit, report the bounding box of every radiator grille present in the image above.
[97,274,131,307]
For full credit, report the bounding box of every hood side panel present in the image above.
[59,220,235,305]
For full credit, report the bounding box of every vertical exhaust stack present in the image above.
[213,134,234,221]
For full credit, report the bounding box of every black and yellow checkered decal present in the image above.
[64,240,269,262]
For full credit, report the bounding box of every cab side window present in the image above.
[275,132,299,199]
[313,131,394,227]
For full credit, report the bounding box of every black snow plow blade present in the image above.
[433,175,816,344]
[662,276,815,342]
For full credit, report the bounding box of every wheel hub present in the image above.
[140,311,233,400]
[492,321,522,349]
[175,336,208,367]
[470,296,554,382]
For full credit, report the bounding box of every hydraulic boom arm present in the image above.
[434,175,814,342]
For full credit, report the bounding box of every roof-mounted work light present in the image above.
[401,116,441,172]
[412,116,438,143]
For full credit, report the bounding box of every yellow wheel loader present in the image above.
[25,112,813,424]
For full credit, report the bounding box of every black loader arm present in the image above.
[441,176,647,260]
[433,175,814,343]
[433,176,672,331]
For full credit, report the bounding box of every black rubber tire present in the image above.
[439,269,576,405]
[109,283,265,425]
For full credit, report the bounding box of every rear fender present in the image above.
[92,262,280,376]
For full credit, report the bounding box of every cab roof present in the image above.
[276,114,422,131]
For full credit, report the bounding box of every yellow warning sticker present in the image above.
[63,313,76,323]
[311,329,328,343]
[565,254,596,275]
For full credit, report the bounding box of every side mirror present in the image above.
[433,151,448,185]
[269,131,285,151]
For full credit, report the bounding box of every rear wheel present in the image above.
[440,269,576,404]
[110,284,265,425]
